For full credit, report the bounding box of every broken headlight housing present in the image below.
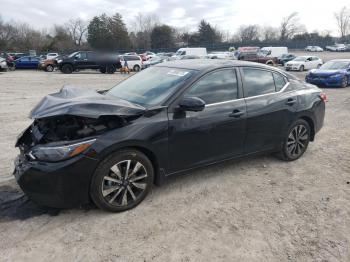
[29,139,96,162]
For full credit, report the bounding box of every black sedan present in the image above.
[14,60,326,212]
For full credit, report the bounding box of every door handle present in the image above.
[286,98,296,106]
[229,109,244,118]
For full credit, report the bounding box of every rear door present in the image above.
[168,68,247,172]
[240,67,297,153]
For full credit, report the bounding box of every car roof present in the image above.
[156,59,277,71]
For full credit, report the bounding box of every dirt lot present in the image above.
[1,52,350,261]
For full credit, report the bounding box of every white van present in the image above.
[174,48,207,58]
[260,47,288,57]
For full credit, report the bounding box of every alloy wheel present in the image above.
[286,124,309,158]
[101,160,148,207]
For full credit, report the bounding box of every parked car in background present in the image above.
[143,51,156,59]
[285,56,323,71]
[305,46,324,52]
[46,52,59,60]
[305,59,350,88]
[179,55,201,60]
[207,52,236,59]
[14,59,326,212]
[260,47,288,57]
[142,56,168,69]
[120,55,143,71]
[39,59,56,72]
[14,56,40,69]
[238,46,260,53]
[277,54,296,65]
[174,48,207,58]
[57,51,122,74]
[325,44,347,52]
[8,53,26,60]
[0,56,8,71]
[139,54,148,61]
[237,52,277,66]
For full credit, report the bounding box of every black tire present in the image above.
[106,65,116,74]
[46,65,54,72]
[276,119,311,161]
[133,65,140,72]
[90,149,154,212]
[317,64,322,69]
[61,64,73,74]
[341,77,348,88]
[299,65,304,72]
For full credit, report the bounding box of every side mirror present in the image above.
[179,97,205,112]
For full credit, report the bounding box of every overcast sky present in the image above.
[1,0,349,36]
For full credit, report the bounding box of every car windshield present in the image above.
[107,67,196,106]
[68,52,79,58]
[320,61,350,70]
[293,57,307,61]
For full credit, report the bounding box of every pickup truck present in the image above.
[57,51,122,74]
[237,52,277,66]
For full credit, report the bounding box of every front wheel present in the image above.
[46,65,54,72]
[276,119,311,161]
[90,149,154,212]
[61,64,73,74]
[341,77,348,88]
[299,65,304,72]
[133,65,140,72]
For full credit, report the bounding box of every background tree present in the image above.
[280,12,305,41]
[65,18,88,46]
[197,20,222,45]
[237,25,260,42]
[130,13,159,49]
[151,25,175,49]
[261,26,279,42]
[334,6,350,38]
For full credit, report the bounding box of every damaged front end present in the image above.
[16,85,146,161]
[13,85,147,207]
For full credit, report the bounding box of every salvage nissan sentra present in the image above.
[14,60,326,212]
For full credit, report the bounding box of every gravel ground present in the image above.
[0,52,350,261]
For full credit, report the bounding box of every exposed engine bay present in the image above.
[17,115,128,151]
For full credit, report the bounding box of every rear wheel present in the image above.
[90,149,154,212]
[276,119,310,161]
[61,64,73,74]
[299,65,304,72]
[99,68,106,73]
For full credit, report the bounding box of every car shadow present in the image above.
[0,184,61,221]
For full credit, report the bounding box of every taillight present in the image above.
[319,93,328,102]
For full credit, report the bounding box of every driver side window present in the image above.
[184,69,238,105]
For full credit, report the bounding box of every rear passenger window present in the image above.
[273,73,286,91]
[243,68,275,97]
[185,69,238,104]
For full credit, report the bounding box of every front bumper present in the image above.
[306,76,343,87]
[14,153,99,208]
[285,64,301,71]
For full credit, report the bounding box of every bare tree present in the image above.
[237,25,260,42]
[65,18,88,46]
[280,12,305,41]
[334,7,350,38]
[261,26,279,42]
[130,13,159,49]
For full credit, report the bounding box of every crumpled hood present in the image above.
[30,85,146,119]
[309,69,346,76]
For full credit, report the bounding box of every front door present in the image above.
[168,68,247,173]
